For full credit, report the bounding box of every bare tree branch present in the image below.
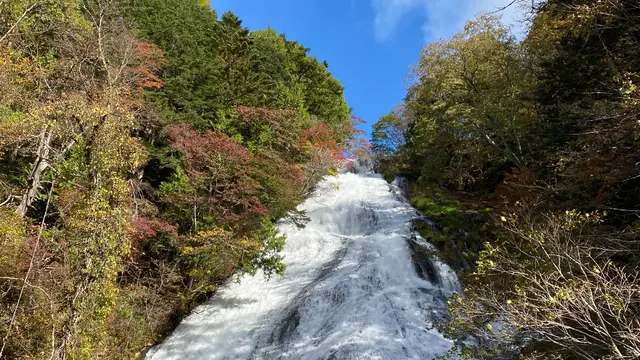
[0,1,40,45]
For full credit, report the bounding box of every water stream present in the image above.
[147,170,459,360]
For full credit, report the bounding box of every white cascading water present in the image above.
[147,170,460,360]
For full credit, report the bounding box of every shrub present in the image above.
[446,206,640,359]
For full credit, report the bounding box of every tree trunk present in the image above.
[16,129,52,217]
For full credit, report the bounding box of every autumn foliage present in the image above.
[165,124,268,223]
[130,42,167,90]
[0,0,353,359]
[373,2,640,359]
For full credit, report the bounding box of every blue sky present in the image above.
[210,0,522,135]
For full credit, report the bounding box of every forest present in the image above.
[0,0,360,358]
[3,0,640,359]
[372,0,640,358]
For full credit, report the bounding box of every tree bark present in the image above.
[16,129,52,217]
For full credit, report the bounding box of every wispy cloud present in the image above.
[371,0,523,43]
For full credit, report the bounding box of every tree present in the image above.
[372,106,409,157]
[402,14,535,188]
[376,4,640,360]
[1,0,153,357]
[1,0,352,357]
[163,124,266,230]
[128,0,222,131]
[524,0,640,207]
[371,106,410,177]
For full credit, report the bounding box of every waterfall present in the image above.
[147,171,459,360]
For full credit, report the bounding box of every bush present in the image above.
[446,206,640,359]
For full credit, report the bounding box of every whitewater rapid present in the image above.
[147,171,459,360]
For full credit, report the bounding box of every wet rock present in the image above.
[406,235,443,286]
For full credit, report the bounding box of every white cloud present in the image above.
[371,0,524,43]
[371,0,424,43]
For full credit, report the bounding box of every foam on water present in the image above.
[147,171,458,360]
